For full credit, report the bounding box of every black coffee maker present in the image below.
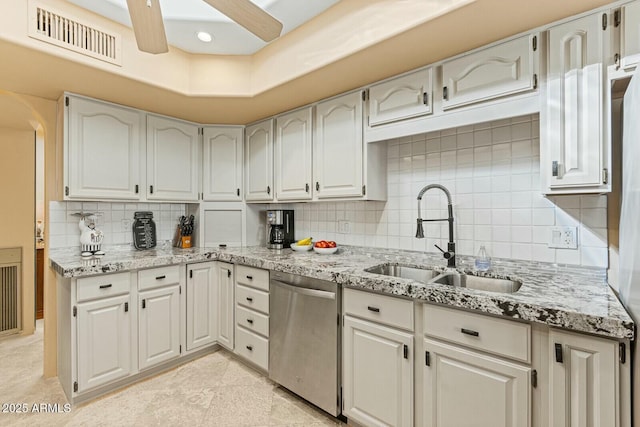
[266,210,294,249]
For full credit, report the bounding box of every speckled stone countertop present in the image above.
[49,243,634,340]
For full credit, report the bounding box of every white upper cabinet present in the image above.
[146,115,200,201]
[245,119,274,202]
[202,126,243,201]
[275,107,313,201]
[543,12,610,193]
[368,68,433,127]
[441,33,539,110]
[66,96,143,200]
[314,91,364,199]
[621,1,640,69]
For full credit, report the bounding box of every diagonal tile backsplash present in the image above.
[293,114,608,267]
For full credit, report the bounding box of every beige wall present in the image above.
[0,128,35,336]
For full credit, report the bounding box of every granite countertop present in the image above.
[49,243,635,340]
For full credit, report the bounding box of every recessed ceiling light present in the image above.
[196,31,213,43]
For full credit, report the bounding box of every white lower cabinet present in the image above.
[216,262,235,350]
[342,288,414,427]
[234,265,270,370]
[548,329,619,427]
[138,285,181,370]
[423,338,531,427]
[76,294,131,392]
[186,261,218,351]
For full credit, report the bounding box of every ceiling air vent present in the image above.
[28,0,122,66]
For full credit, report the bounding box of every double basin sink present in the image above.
[365,263,522,294]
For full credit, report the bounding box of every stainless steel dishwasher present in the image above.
[269,271,341,417]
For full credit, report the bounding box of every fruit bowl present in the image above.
[290,243,313,252]
[313,246,338,255]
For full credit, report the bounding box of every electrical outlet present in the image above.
[548,226,578,249]
[121,218,132,231]
[338,220,351,234]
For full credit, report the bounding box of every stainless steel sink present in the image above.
[431,272,522,294]
[365,264,438,283]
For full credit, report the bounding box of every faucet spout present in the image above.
[416,184,456,268]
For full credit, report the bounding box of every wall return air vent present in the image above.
[28,0,122,66]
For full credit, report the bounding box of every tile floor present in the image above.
[0,321,345,426]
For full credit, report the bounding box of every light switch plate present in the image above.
[548,226,578,249]
[338,220,351,234]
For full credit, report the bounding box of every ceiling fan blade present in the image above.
[203,0,283,42]
[126,0,168,54]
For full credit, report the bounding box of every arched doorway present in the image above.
[0,90,58,378]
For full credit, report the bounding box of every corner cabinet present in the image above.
[245,119,274,202]
[216,262,235,350]
[621,1,640,70]
[542,12,611,194]
[146,115,200,202]
[274,107,313,201]
[186,262,217,351]
[367,68,433,127]
[548,329,620,427]
[65,96,143,200]
[441,33,539,110]
[202,126,243,201]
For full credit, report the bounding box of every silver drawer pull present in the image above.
[461,328,479,337]
[99,284,112,289]
[367,306,380,313]
[246,345,253,351]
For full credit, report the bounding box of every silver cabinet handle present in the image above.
[271,279,335,300]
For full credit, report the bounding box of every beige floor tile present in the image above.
[1,322,345,427]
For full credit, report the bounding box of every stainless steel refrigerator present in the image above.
[618,65,640,426]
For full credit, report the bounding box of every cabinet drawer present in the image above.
[236,284,269,314]
[236,265,269,291]
[138,265,180,291]
[236,305,269,337]
[424,304,531,363]
[235,326,268,371]
[77,272,130,303]
[343,288,414,331]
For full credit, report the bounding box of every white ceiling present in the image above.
[65,0,340,55]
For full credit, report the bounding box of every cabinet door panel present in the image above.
[203,126,243,201]
[245,119,274,201]
[147,115,199,201]
[275,108,313,201]
[442,34,537,110]
[343,315,413,427]
[77,295,131,392]
[423,338,530,427]
[622,1,640,69]
[217,262,235,350]
[545,13,606,189]
[314,92,363,198]
[369,68,433,126]
[138,285,180,370]
[186,262,217,350]
[67,97,141,200]
[549,329,618,427]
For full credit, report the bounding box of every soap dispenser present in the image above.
[475,245,491,271]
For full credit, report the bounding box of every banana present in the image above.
[296,237,312,246]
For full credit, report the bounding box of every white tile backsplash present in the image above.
[48,201,186,248]
[292,114,608,267]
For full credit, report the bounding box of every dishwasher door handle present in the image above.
[271,279,336,300]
